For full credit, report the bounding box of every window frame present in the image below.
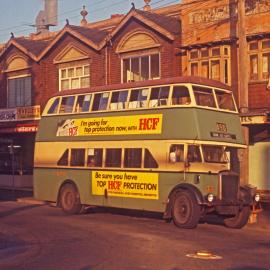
[188,46,231,85]
[59,64,90,91]
[121,53,160,83]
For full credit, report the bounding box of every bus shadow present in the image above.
[84,206,163,221]
[0,204,43,218]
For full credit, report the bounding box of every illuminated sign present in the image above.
[92,171,159,200]
[0,105,40,122]
[56,114,163,137]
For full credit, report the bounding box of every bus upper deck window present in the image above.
[92,92,109,111]
[193,86,216,108]
[187,145,202,162]
[149,86,169,107]
[171,86,191,105]
[59,96,75,114]
[215,90,236,111]
[129,88,149,108]
[110,90,128,110]
[47,98,60,114]
[75,94,92,112]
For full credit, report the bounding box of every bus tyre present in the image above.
[171,190,200,229]
[59,183,82,215]
[224,206,251,229]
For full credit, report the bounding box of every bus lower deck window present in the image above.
[124,148,142,168]
[105,149,121,167]
[87,148,103,167]
[70,149,85,167]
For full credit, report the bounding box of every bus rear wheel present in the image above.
[59,183,82,215]
[224,206,250,229]
[171,190,200,229]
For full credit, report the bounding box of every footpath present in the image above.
[0,188,269,231]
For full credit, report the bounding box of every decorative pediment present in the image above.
[5,56,29,72]
[116,31,160,53]
[54,45,89,64]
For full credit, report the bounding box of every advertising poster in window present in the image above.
[56,114,163,136]
[92,170,159,200]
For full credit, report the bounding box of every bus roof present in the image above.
[51,76,231,98]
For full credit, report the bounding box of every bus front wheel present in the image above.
[171,190,200,229]
[59,183,82,215]
[224,206,250,229]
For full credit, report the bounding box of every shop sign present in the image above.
[0,125,38,133]
[0,105,40,122]
[241,115,267,125]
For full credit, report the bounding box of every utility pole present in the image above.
[237,0,249,185]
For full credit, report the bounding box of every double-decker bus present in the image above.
[34,76,259,229]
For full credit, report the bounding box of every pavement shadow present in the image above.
[0,189,33,202]
[0,204,43,218]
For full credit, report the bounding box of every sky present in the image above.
[0,0,180,43]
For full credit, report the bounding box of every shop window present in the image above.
[169,145,184,163]
[92,92,110,111]
[187,145,202,162]
[59,65,90,91]
[59,96,75,113]
[149,86,169,107]
[87,148,103,167]
[57,149,69,166]
[8,76,31,108]
[122,54,160,83]
[70,149,85,167]
[188,45,230,85]
[124,148,142,168]
[249,38,270,81]
[171,86,191,105]
[75,94,92,113]
[128,88,149,108]
[144,149,158,168]
[105,149,121,167]
[110,90,128,110]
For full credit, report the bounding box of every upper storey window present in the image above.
[188,45,231,85]
[8,76,32,108]
[54,45,90,91]
[249,38,270,81]
[122,54,160,83]
[117,31,161,83]
[59,65,90,91]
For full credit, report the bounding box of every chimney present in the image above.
[35,0,58,33]
[45,0,58,26]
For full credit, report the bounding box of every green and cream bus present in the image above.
[34,76,259,229]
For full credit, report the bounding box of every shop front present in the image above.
[0,106,40,189]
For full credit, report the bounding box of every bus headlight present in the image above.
[207,193,214,203]
[254,194,260,202]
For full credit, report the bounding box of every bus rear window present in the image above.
[171,86,191,105]
[202,145,227,163]
[193,86,216,108]
[215,90,236,111]
[47,98,60,114]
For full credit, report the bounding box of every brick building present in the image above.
[0,0,269,195]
